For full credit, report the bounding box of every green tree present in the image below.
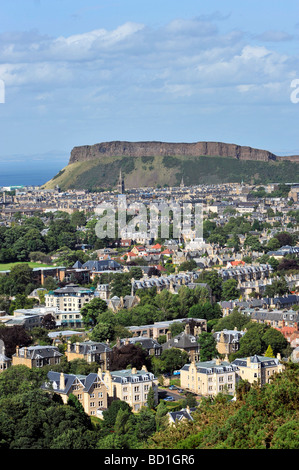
[221,278,240,301]
[264,345,275,358]
[197,332,218,361]
[147,386,156,410]
[80,297,108,327]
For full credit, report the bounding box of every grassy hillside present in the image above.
[42,154,299,190]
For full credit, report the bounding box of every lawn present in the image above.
[0,262,54,271]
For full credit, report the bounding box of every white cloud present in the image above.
[0,18,296,109]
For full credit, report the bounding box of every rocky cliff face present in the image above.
[69,141,280,164]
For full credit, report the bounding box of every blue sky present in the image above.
[0,0,299,172]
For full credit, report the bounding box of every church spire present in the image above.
[117,168,125,194]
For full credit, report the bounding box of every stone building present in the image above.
[12,345,62,369]
[65,340,112,370]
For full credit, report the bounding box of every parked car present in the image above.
[169,385,178,390]
[164,396,175,401]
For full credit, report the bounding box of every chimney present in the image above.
[67,340,71,352]
[276,353,281,361]
[166,330,171,341]
[97,367,102,378]
[131,367,137,375]
[75,342,80,353]
[185,323,190,335]
[60,372,65,390]
[246,356,251,368]
[16,345,19,357]
[142,365,148,372]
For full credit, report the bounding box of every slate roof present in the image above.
[15,345,62,359]
[162,332,199,351]
[181,360,238,374]
[109,369,156,384]
[69,340,112,354]
[232,354,280,368]
[82,259,122,271]
[213,329,245,344]
[117,336,162,351]
[44,370,102,394]
[168,407,196,423]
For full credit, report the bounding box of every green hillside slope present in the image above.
[42,154,299,190]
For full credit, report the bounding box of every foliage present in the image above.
[147,363,299,449]
[197,332,218,361]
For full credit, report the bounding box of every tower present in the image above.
[117,169,125,194]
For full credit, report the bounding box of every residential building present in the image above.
[168,406,196,425]
[101,365,158,412]
[42,369,108,418]
[115,336,163,357]
[127,318,207,340]
[45,283,95,312]
[65,340,112,370]
[0,339,11,373]
[213,328,246,356]
[231,354,285,386]
[162,323,201,362]
[180,359,238,397]
[12,345,63,369]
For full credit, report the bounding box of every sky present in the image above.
[0,0,299,179]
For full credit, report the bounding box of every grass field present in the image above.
[0,262,54,271]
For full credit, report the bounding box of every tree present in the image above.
[9,264,34,295]
[233,323,269,358]
[102,400,132,428]
[221,279,240,301]
[213,307,249,332]
[0,326,31,358]
[197,270,222,302]
[41,313,56,330]
[89,323,114,343]
[157,348,189,374]
[262,328,288,356]
[80,297,108,327]
[264,345,275,358]
[109,343,150,371]
[147,387,156,410]
[197,332,218,361]
[264,278,289,297]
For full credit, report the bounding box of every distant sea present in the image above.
[0,156,69,187]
